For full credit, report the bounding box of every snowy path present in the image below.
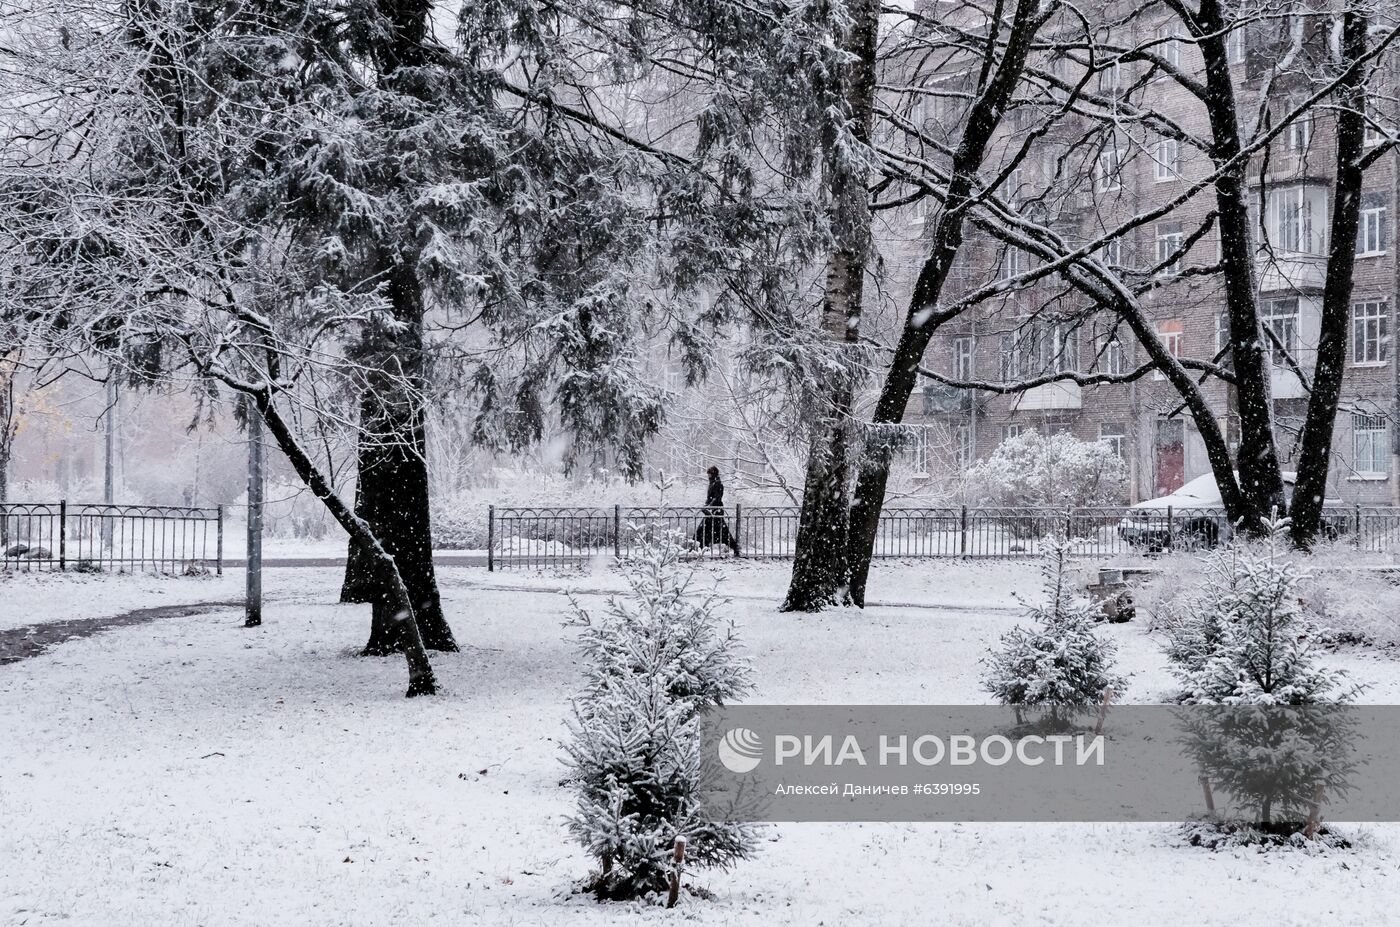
[4,561,1400,925]
[0,600,244,665]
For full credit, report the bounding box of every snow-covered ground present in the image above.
[4,560,1400,925]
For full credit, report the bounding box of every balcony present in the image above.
[1015,382,1082,410]
[922,384,976,415]
[1258,253,1326,293]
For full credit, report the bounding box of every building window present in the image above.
[1357,194,1388,256]
[1156,223,1184,275]
[1099,422,1128,459]
[1267,185,1325,255]
[954,335,975,380]
[1002,321,1078,379]
[1094,331,1124,375]
[1353,413,1391,476]
[1002,423,1025,442]
[1097,237,1122,267]
[1261,298,1300,367]
[1285,104,1312,156]
[1096,148,1122,192]
[1227,26,1246,64]
[1215,311,1231,355]
[1154,138,1179,181]
[954,424,975,467]
[999,247,1024,281]
[1353,300,1389,366]
[1098,60,1122,94]
[1154,320,1183,379]
[1156,24,1180,68]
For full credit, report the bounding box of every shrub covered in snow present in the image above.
[982,539,1125,715]
[964,430,1127,508]
[563,530,755,901]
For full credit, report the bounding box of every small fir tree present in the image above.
[1167,519,1362,832]
[564,530,755,901]
[982,539,1126,715]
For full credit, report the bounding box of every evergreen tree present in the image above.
[982,539,1125,715]
[564,530,754,901]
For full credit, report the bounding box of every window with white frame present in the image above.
[1353,413,1391,475]
[1227,26,1246,64]
[1098,60,1122,94]
[1156,24,1180,68]
[1097,334,1124,375]
[1353,300,1389,365]
[1096,148,1122,191]
[1099,422,1128,459]
[999,246,1024,281]
[953,335,976,380]
[1154,319,1183,378]
[954,424,975,468]
[1286,106,1313,156]
[1002,423,1025,442]
[1261,298,1300,367]
[1002,320,1079,379]
[1266,185,1326,255]
[1215,311,1231,355]
[1097,237,1122,267]
[1357,193,1388,256]
[1156,223,1184,275]
[1154,138,1179,181]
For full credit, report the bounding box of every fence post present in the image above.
[487,505,495,572]
[733,503,742,557]
[215,505,224,575]
[58,499,67,572]
[1166,505,1175,551]
[959,505,968,558]
[614,504,622,560]
[1355,503,1363,548]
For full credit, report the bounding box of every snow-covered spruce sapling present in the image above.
[563,531,755,901]
[1168,519,1362,835]
[982,538,1126,721]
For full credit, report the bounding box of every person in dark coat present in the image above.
[694,466,740,556]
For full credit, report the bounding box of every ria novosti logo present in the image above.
[717,727,764,773]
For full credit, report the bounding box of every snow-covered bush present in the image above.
[964,430,1127,508]
[982,539,1125,716]
[563,530,755,901]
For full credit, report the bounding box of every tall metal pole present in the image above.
[245,398,264,627]
[102,377,118,548]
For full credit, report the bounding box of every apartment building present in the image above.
[887,6,1399,504]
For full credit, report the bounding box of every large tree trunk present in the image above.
[344,264,457,654]
[1195,0,1286,532]
[1290,10,1369,548]
[781,0,877,612]
[256,389,438,697]
[846,0,1043,606]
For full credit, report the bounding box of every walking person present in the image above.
[694,466,740,556]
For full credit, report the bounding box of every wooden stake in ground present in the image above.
[1304,782,1326,839]
[1094,687,1115,736]
[666,836,687,909]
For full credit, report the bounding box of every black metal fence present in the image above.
[0,502,224,574]
[486,503,1400,570]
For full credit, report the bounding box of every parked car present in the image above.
[1117,472,1340,551]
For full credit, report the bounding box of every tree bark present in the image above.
[782,0,878,612]
[255,389,438,697]
[1194,0,1287,532]
[1290,10,1369,547]
[344,264,456,654]
[847,0,1044,606]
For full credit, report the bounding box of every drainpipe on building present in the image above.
[1392,138,1400,505]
